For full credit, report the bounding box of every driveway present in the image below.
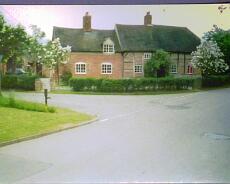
[0,89,230,183]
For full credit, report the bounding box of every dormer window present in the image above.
[144,53,152,60]
[103,38,115,54]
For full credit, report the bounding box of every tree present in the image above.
[203,25,230,73]
[191,40,229,76]
[43,38,71,69]
[0,14,29,65]
[144,49,170,77]
[25,25,47,75]
[42,38,71,84]
[25,25,71,80]
[0,14,29,96]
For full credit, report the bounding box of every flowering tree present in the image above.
[26,25,71,79]
[42,38,71,83]
[203,25,230,72]
[25,25,47,74]
[43,38,71,69]
[191,40,229,76]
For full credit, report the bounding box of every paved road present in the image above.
[1,89,230,183]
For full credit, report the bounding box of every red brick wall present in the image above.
[48,52,201,80]
[62,52,123,79]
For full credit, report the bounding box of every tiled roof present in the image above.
[115,24,200,53]
[53,24,200,53]
[53,27,121,52]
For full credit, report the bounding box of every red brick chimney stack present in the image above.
[144,12,152,26]
[83,12,92,32]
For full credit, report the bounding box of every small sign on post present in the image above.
[44,89,51,105]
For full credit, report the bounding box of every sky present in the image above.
[0,5,229,40]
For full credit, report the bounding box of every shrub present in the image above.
[1,75,18,89]
[61,71,72,85]
[100,79,124,92]
[69,77,201,92]
[69,78,87,91]
[144,50,170,77]
[17,75,38,90]
[202,75,230,87]
[2,74,38,90]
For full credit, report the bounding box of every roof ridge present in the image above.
[153,24,188,29]
[115,24,188,29]
[53,26,115,32]
[116,24,142,26]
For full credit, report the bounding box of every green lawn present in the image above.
[0,106,95,144]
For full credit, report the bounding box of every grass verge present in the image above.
[0,106,95,144]
[0,95,55,113]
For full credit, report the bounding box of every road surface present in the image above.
[0,88,230,183]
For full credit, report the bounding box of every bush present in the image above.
[69,77,201,92]
[17,75,38,90]
[1,75,18,89]
[2,74,38,90]
[202,75,230,87]
[61,71,72,85]
[144,50,170,77]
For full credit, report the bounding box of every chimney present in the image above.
[83,12,91,32]
[144,12,152,26]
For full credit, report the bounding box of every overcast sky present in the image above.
[0,5,229,39]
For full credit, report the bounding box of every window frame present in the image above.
[134,64,143,73]
[187,64,193,75]
[101,63,112,74]
[103,38,115,54]
[143,53,152,60]
[75,62,87,74]
[170,64,178,74]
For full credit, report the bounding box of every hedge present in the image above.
[69,77,202,92]
[202,75,230,87]
[2,75,38,91]
[61,71,72,85]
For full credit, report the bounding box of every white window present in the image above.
[103,44,114,53]
[75,62,86,74]
[135,65,143,73]
[101,63,112,74]
[103,38,115,54]
[144,53,152,60]
[170,64,177,73]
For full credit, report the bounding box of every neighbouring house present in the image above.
[51,12,200,79]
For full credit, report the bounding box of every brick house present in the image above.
[52,12,200,79]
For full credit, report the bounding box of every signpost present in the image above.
[0,55,3,96]
[44,89,51,106]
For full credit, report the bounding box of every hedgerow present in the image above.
[2,75,38,90]
[69,77,202,92]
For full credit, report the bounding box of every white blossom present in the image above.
[191,40,228,75]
